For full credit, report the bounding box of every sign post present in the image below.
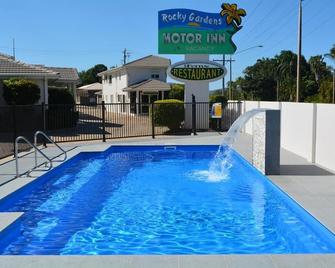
[158,3,246,129]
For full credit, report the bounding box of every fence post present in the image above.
[12,104,17,156]
[41,102,47,147]
[102,101,106,142]
[192,95,197,135]
[151,102,155,139]
[220,100,224,131]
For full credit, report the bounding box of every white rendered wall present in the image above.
[102,67,168,104]
[280,102,315,162]
[315,104,335,171]
[259,101,281,109]
[243,101,335,172]
[102,70,129,103]
[243,101,260,134]
[127,67,167,85]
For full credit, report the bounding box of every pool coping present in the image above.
[0,134,335,267]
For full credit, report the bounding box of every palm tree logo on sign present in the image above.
[158,3,247,55]
[220,3,246,29]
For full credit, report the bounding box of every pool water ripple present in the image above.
[0,147,334,255]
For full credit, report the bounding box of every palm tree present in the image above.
[324,45,335,103]
[325,45,335,60]
[309,56,325,84]
[277,51,296,101]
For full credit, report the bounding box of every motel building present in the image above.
[98,55,171,115]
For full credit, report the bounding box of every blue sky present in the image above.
[0,0,334,89]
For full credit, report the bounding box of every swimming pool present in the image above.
[0,145,335,255]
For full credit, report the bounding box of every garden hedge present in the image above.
[153,99,184,130]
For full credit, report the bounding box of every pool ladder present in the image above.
[15,131,67,178]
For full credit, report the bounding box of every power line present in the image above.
[248,7,297,46]
[243,0,264,24]
[303,12,335,39]
[242,0,282,40]
[246,0,314,51]
[303,0,333,25]
[262,0,334,55]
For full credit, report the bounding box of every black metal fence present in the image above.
[0,101,242,159]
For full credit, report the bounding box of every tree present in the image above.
[309,56,328,85]
[48,88,75,104]
[168,84,184,100]
[325,44,335,60]
[209,94,228,105]
[79,64,108,85]
[231,57,278,101]
[233,50,324,102]
[3,78,40,105]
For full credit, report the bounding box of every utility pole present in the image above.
[12,38,16,60]
[296,0,303,102]
[213,56,234,98]
[122,48,131,65]
[229,55,233,100]
[214,46,262,99]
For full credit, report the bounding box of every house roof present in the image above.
[0,53,58,77]
[125,55,170,68]
[123,79,171,92]
[98,55,171,76]
[78,82,102,91]
[45,67,80,83]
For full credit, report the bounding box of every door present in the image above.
[140,93,158,114]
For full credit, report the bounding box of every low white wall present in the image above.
[280,102,315,162]
[242,101,335,172]
[244,101,259,134]
[315,104,335,171]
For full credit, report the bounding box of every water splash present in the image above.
[206,109,269,182]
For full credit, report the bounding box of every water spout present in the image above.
[209,109,269,181]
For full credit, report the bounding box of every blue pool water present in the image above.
[0,145,335,255]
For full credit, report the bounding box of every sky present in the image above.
[0,0,334,90]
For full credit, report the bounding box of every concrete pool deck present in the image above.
[0,132,335,267]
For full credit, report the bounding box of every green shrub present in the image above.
[3,78,40,105]
[48,87,75,104]
[168,84,184,100]
[209,94,228,105]
[47,88,78,129]
[153,99,184,130]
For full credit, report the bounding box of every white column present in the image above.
[184,54,210,129]
[72,83,77,103]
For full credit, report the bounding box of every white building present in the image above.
[0,53,80,105]
[98,55,171,114]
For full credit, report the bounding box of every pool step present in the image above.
[164,146,177,151]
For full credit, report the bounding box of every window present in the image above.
[117,94,122,103]
[109,75,112,84]
[119,72,121,80]
[151,70,160,79]
[110,95,114,103]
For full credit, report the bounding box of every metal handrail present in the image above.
[34,131,67,167]
[15,136,53,178]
